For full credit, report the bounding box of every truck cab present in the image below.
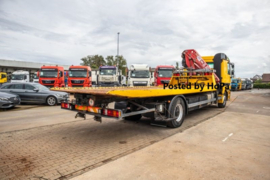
[231,78,240,90]
[241,78,247,90]
[0,72,8,85]
[98,66,120,87]
[33,72,39,83]
[68,65,92,87]
[39,66,65,88]
[246,79,253,89]
[11,70,30,83]
[202,54,234,102]
[154,65,175,86]
[128,64,151,86]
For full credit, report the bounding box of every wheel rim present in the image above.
[48,97,56,105]
[174,104,183,122]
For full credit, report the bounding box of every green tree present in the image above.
[255,79,262,83]
[81,55,106,69]
[176,62,179,69]
[105,55,127,75]
[105,56,115,66]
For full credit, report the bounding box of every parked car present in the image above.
[0,82,69,106]
[0,91,21,109]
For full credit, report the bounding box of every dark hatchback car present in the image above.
[0,91,21,108]
[0,83,69,106]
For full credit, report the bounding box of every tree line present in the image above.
[81,55,127,74]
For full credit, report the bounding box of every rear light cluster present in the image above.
[61,103,121,118]
[61,103,70,109]
[100,109,121,118]
[75,105,89,111]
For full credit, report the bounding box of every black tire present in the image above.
[115,101,128,111]
[114,102,142,121]
[218,93,227,108]
[167,97,186,128]
[46,96,57,106]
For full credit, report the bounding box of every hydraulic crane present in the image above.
[181,49,220,83]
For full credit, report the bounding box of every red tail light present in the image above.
[101,109,121,118]
[61,102,69,109]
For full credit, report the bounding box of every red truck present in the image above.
[68,65,92,87]
[39,65,65,88]
[154,65,175,86]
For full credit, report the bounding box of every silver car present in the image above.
[0,91,21,108]
[0,83,69,106]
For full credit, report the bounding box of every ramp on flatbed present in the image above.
[51,86,215,99]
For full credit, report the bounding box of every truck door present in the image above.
[59,71,63,86]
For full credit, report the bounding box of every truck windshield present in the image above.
[232,79,237,83]
[207,63,214,69]
[100,69,116,75]
[69,69,87,77]
[131,70,149,78]
[33,74,39,79]
[158,69,173,78]
[40,70,58,78]
[11,74,26,80]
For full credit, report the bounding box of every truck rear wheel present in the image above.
[167,97,186,128]
[115,102,142,121]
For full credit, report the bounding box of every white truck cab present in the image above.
[128,64,151,86]
[33,72,39,83]
[11,70,30,83]
[121,75,127,86]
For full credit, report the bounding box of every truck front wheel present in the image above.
[218,92,227,108]
[167,97,186,128]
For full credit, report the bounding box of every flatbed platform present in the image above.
[51,85,216,99]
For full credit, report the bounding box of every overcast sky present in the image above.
[0,0,270,78]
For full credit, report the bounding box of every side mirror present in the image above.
[89,71,91,77]
[232,70,234,76]
[24,75,27,80]
[33,88,39,92]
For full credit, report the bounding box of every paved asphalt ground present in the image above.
[0,89,269,179]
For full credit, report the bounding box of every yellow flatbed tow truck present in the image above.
[52,49,234,128]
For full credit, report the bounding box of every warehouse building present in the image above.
[0,59,69,81]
